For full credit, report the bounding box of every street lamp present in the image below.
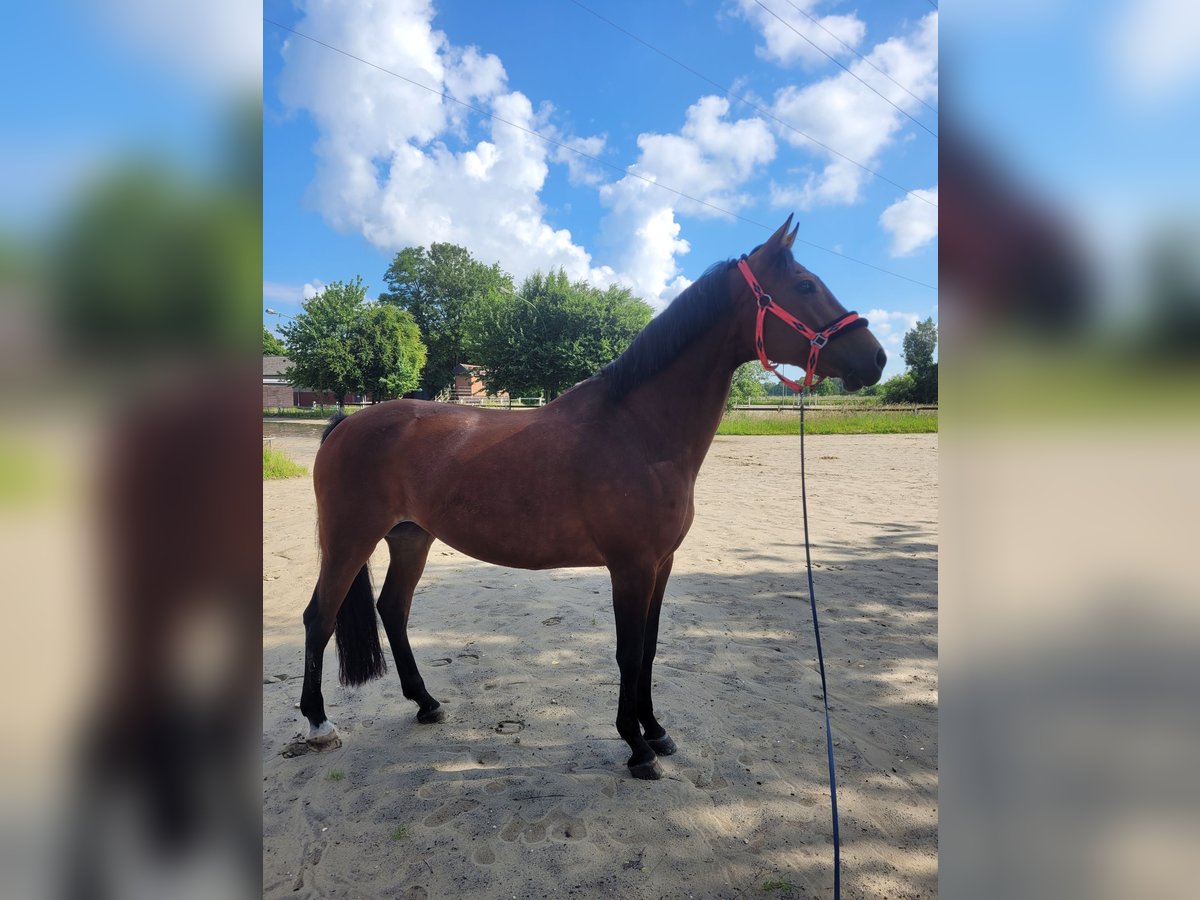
[265,308,295,319]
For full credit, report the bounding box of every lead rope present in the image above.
[799,389,842,899]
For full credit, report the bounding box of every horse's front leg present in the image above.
[609,563,661,779]
[638,553,677,757]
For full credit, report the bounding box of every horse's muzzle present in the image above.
[842,348,887,391]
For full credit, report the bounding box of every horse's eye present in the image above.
[798,279,816,294]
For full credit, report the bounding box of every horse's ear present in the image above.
[784,222,799,250]
[761,214,795,258]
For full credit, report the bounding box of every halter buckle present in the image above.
[811,333,829,348]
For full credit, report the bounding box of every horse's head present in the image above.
[740,215,887,391]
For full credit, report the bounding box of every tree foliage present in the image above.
[53,166,258,357]
[352,303,426,400]
[727,362,770,409]
[879,372,917,404]
[879,317,938,404]
[263,326,286,356]
[760,372,842,396]
[463,269,653,400]
[378,243,512,395]
[900,317,938,403]
[279,277,426,402]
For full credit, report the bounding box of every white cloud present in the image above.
[879,185,938,256]
[277,0,609,286]
[102,0,260,94]
[864,308,921,359]
[262,279,328,307]
[1104,0,1200,103]
[598,96,775,306]
[768,12,938,208]
[549,133,608,186]
[736,0,865,68]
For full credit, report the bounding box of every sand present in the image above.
[263,424,937,899]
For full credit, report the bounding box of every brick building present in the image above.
[262,355,360,408]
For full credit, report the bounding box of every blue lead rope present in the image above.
[799,392,841,899]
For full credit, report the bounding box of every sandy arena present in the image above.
[263,424,937,899]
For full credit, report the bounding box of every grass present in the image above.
[0,442,57,507]
[391,825,410,841]
[718,410,937,435]
[263,445,308,479]
[326,770,345,782]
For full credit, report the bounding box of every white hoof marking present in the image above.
[308,720,338,744]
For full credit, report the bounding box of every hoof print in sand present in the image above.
[423,798,480,827]
[280,735,342,757]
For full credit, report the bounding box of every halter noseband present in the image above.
[736,256,866,391]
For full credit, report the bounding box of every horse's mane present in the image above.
[599,259,737,400]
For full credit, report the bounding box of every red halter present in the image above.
[735,257,864,391]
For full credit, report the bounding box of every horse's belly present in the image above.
[426,523,606,570]
[413,495,606,570]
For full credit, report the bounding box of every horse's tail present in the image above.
[321,410,349,444]
[335,565,388,686]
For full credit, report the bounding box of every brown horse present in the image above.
[299,216,886,779]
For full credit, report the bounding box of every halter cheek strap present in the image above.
[736,256,864,391]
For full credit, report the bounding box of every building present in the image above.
[262,355,360,409]
[450,364,512,405]
[262,355,295,408]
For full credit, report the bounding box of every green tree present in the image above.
[464,269,653,400]
[901,317,938,403]
[880,372,917,404]
[728,362,770,409]
[756,369,841,396]
[279,277,427,404]
[263,326,286,356]
[378,243,512,395]
[278,278,364,404]
[353,303,426,400]
[53,166,258,357]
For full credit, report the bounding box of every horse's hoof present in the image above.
[646,734,677,756]
[416,705,445,724]
[307,720,340,746]
[629,758,664,780]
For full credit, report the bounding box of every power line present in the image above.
[568,0,936,210]
[780,0,938,117]
[752,0,937,138]
[263,17,936,292]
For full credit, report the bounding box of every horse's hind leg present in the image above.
[377,523,443,724]
[299,551,375,744]
[639,554,677,757]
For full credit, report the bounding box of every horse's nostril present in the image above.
[875,348,888,371]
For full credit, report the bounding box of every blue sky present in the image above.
[263,0,938,380]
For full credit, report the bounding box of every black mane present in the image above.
[600,259,737,400]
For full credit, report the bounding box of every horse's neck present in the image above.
[624,314,748,473]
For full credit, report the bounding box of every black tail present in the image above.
[335,565,387,686]
[321,410,349,444]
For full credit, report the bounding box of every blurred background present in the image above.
[941,1,1199,898]
[1,2,261,898]
[1,0,1197,898]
